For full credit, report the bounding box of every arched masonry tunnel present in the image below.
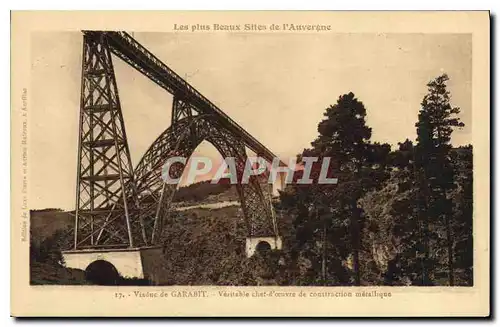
[85,260,120,285]
[62,247,163,281]
[245,237,283,258]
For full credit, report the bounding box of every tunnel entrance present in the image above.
[255,241,272,254]
[85,260,121,285]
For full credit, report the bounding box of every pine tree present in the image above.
[280,92,390,285]
[415,73,464,285]
[313,92,372,285]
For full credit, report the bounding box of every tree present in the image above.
[281,92,390,285]
[414,73,464,285]
[384,140,429,285]
[450,145,473,285]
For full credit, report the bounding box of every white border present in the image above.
[5,1,497,325]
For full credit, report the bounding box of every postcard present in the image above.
[11,11,490,317]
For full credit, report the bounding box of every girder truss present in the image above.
[74,31,279,250]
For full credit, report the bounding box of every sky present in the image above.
[30,32,472,210]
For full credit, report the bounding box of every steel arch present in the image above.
[133,114,277,246]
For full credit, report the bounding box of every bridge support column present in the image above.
[245,236,282,258]
[62,246,163,281]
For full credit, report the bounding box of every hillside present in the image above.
[29,196,292,285]
[30,209,74,242]
[173,180,238,204]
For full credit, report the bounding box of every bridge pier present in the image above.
[61,246,163,282]
[69,32,288,280]
[245,236,282,257]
